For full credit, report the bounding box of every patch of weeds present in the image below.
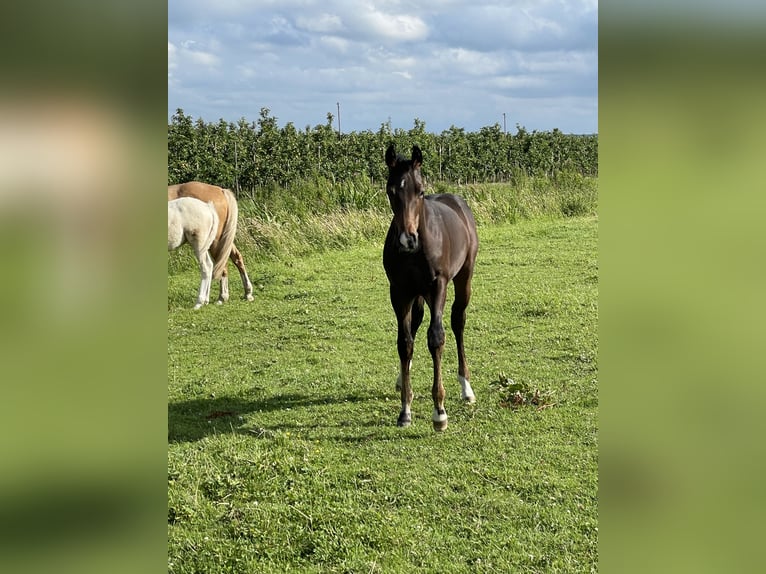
[491,373,556,410]
[168,505,196,525]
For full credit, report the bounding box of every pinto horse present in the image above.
[167,181,254,304]
[168,197,219,309]
[383,144,479,431]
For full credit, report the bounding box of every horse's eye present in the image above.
[419,190,425,198]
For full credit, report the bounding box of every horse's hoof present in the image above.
[215,300,223,306]
[432,409,448,432]
[463,394,476,404]
[397,412,411,427]
[245,294,255,302]
[432,419,448,432]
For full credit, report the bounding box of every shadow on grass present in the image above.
[168,391,391,443]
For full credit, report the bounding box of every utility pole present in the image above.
[503,112,507,135]
[337,102,341,139]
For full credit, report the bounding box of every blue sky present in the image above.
[168,0,598,134]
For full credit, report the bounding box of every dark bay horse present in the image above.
[168,182,254,303]
[382,144,479,431]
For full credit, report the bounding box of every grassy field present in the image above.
[168,211,598,572]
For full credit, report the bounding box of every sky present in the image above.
[168,0,598,135]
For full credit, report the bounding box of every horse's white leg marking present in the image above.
[195,251,213,309]
[217,275,229,305]
[239,268,254,301]
[397,399,412,427]
[459,374,476,403]
[432,408,448,424]
[396,359,414,426]
[201,252,213,304]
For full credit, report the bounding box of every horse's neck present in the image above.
[420,199,441,239]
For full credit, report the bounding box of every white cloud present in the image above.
[388,56,418,69]
[520,50,592,75]
[235,64,257,80]
[168,42,177,71]
[296,13,344,33]
[168,0,598,134]
[318,35,351,53]
[352,7,428,41]
[170,38,221,72]
[488,75,547,91]
[187,50,220,68]
[431,1,596,52]
[437,48,505,76]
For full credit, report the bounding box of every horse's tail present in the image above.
[212,188,238,280]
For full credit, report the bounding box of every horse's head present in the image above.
[385,144,424,253]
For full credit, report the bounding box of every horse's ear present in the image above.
[385,144,397,168]
[411,145,423,168]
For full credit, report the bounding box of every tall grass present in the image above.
[168,174,597,273]
[240,175,388,219]
[441,172,598,223]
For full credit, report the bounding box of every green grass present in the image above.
[168,180,597,274]
[168,215,598,573]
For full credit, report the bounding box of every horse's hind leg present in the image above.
[213,268,230,304]
[229,244,254,301]
[195,251,214,310]
[452,269,476,403]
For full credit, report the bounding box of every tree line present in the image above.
[168,108,598,194]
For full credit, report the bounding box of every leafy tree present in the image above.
[167,109,198,184]
[167,110,598,192]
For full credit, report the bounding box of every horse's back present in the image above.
[429,194,477,233]
[168,181,224,202]
[167,181,230,239]
[168,182,223,207]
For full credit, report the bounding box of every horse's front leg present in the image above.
[427,279,449,431]
[392,290,416,427]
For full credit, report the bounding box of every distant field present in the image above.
[168,215,598,573]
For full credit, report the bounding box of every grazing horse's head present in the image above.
[385,144,424,253]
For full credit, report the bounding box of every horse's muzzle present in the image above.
[399,231,419,252]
